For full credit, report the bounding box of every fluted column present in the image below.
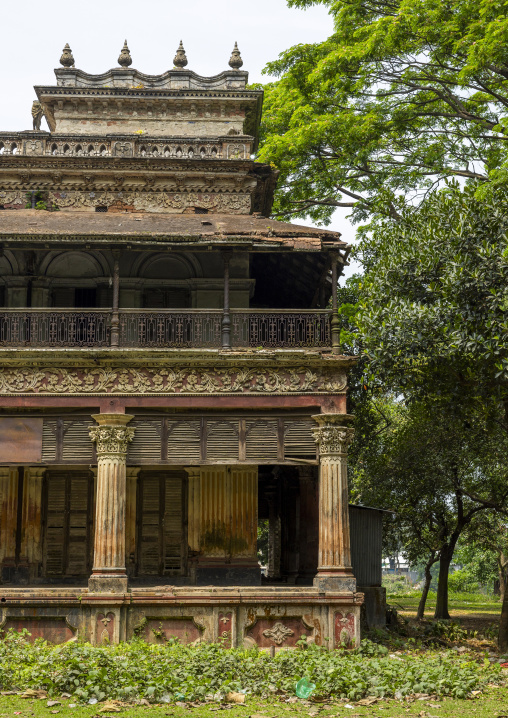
[88,414,134,593]
[312,414,355,592]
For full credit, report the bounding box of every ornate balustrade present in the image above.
[0,133,251,160]
[231,310,331,349]
[118,310,223,348]
[0,310,110,347]
[0,310,332,350]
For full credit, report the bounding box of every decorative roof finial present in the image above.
[118,40,132,68]
[173,41,188,69]
[60,43,75,68]
[229,42,243,70]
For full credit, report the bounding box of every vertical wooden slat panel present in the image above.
[0,467,18,565]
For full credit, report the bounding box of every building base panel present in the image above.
[0,586,363,648]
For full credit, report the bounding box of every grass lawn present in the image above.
[1,686,508,718]
[386,591,502,637]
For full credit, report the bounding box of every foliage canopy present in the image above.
[259,0,508,223]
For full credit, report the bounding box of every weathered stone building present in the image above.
[0,42,366,647]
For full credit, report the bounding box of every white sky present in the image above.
[0,0,359,278]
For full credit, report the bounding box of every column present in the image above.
[0,467,18,582]
[110,251,120,347]
[20,467,45,580]
[312,413,355,592]
[329,253,341,355]
[88,414,134,593]
[221,252,232,350]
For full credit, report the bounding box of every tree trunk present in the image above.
[417,557,435,620]
[499,581,508,653]
[434,545,454,620]
[498,552,507,603]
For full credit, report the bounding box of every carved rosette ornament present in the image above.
[312,414,356,589]
[262,622,294,645]
[88,414,134,593]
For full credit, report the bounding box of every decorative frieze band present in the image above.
[0,366,347,396]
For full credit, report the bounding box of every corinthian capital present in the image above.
[312,414,354,457]
[90,414,135,460]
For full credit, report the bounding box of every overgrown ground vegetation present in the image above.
[0,625,506,717]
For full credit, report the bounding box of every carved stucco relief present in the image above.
[0,366,347,395]
[46,191,251,213]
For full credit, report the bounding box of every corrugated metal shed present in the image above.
[349,505,384,587]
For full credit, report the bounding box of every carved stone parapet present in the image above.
[88,414,134,593]
[312,414,355,592]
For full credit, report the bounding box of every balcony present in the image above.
[0,309,333,350]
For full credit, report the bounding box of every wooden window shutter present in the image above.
[136,472,186,576]
[43,471,93,577]
[61,421,94,463]
[43,473,66,575]
[128,420,162,463]
[284,420,317,460]
[206,421,239,462]
[167,420,201,463]
[245,420,279,462]
[66,473,93,575]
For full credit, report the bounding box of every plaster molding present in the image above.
[0,366,347,396]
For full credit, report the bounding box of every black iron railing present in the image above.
[0,309,332,350]
[0,310,111,347]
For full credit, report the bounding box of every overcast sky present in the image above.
[0,0,358,277]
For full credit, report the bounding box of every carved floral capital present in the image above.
[312,414,354,457]
[89,414,135,460]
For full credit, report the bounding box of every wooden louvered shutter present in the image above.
[284,420,317,460]
[44,473,67,575]
[164,472,185,572]
[167,420,201,463]
[128,420,162,463]
[136,472,186,576]
[206,421,239,462]
[137,474,161,575]
[245,420,279,462]
[43,471,93,577]
[67,473,93,575]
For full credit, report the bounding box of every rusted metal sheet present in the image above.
[349,506,383,587]
[0,417,43,463]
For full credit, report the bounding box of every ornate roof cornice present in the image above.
[52,67,249,91]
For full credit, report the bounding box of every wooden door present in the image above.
[135,471,186,576]
[42,470,94,577]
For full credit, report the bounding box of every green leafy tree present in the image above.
[456,516,508,599]
[357,182,508,647]
[258,0,508,224]
[351,397,508,620]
